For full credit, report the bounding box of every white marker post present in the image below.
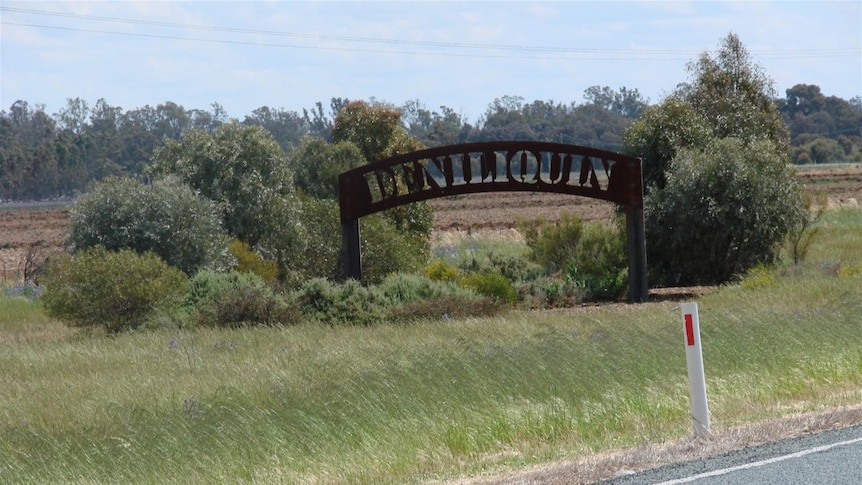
[681,302,711,437]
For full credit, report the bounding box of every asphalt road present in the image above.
[596,424,862,484]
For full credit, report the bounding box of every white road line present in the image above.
[655,436,862,484]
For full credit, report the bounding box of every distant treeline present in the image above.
[1,84,859,201]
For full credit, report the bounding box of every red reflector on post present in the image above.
[684,314,695,346]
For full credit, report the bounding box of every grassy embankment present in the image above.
[1,208,860,484]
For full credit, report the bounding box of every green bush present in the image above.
[424,260,460,282]
[292,278,390,326]
[289,137,366,200]
[229,240,279,283]
[518,211,584,273]
[459,272,517,303]
[186,270,295,328]
[42,247,188,332]
[646,138,806,285]
[380,273,503,321]
[69,176,229,275]
[568,221,629,300]
[149,123,293,246]
[358,213,429,285]
[455,247,539,283]
[258,195,336,288]
[518,277,588,309]
[740,264,775,290]
[261,196,428,287]
[379,273,470,304]
[518,211,627,301]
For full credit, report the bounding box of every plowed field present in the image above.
[1,165,859,281]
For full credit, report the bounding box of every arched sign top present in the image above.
[337,141,647,302]
[338,141,643,223]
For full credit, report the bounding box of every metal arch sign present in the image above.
[338,141,648,302]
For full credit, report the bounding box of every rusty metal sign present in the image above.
[338,141,648,302]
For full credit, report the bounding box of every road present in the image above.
[596,424,862,484]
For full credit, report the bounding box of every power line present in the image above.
[0,21,702,61]
[1,5,702,55]
[3,6,858,61]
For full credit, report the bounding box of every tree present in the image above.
[583,86,647,118]
[779,84,862,163]
[289,136,365,199]
[68,176,229,275]
[55,97,90,135]
[0,101,64,200]
[243,106,308,153]
[623,33,805,285]
[331,100,432,238]
[467,96,634,152]
[792,137,845,165]
[625,33,791,190]
[189,102,229,132]
[476,96,535,141]
[783,84,825,117]
[259,195,428,287]
[302,97,349,142]
[684,33,790,154]
[331,100,417,161]
[646,139,805,285]
[401,100,471,147]
[149,122,293,245]
[622,98,713,189]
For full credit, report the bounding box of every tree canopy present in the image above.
[149,123,292,246]
[1,74,856,202]
[623,33,807,286]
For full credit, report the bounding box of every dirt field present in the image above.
[0,206,70,282]
[1,165,859,281]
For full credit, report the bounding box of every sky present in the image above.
[2,1,860,123]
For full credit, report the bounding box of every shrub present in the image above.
[149,123,293,246]
[455,247,539,283]
[645,138,806,285]
[186,270,295,328]
[424,260,460,282]
[518,277,588,309]
[568,221,629,300]
[69,176,229,275]
[292,278,390,326]
[258,194,333,288]
[42,247,188,333]
[261,196,427,287]
[379,273,470,304]
[229,240,279,283]
[289,137,366,200]
[740,264,775,290]
[358,213,429,285]
[784,192,826,266]
[518,211,584,273]
[379,272,504,321]
[487,251,540,282]
[459,272,517,303]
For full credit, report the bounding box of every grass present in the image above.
[1,207,860,484]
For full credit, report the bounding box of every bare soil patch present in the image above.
[430,192,616,231]
[0,207,70,281]
[796,164,862,208]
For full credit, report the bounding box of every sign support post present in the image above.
[681,302,711,437]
